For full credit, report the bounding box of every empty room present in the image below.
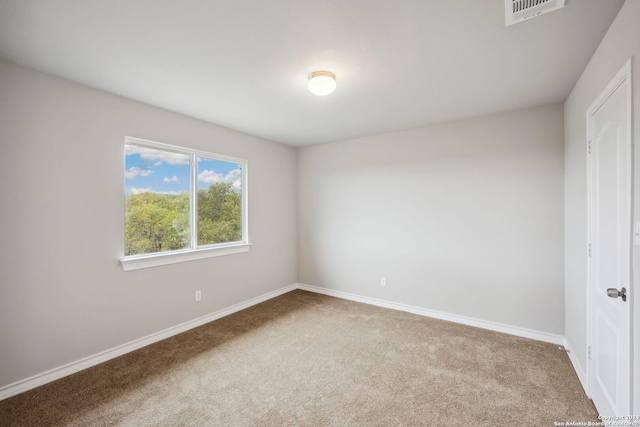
[0,0,638,425]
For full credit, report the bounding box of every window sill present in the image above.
[121,243,251,271]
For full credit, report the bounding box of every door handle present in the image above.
[606,287,627,302]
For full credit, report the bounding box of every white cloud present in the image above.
[163,175,179,183]
[125,167,153,180]
[197,168,241,190]
[125,144,189,166]
[197,170,223,183]
[128,186,153,195]
[127,187,183,196]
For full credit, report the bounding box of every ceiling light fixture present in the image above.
[308,71,336,96]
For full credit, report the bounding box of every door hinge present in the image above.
[588,346,592,360]
[588,140,592,154]
[588,243,592,257]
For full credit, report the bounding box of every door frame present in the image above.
[585,57,634,408]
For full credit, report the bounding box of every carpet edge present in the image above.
[296,283,566,345]
[0,284,298,401]
[565,339,589,395]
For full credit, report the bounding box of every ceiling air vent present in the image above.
[505,0,565,26]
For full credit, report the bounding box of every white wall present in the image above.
[0,60,298,388]
[564,0,640,411]
[298,105,565,335]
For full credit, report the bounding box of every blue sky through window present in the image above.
[197,158,242,193]
[125,144,241,195]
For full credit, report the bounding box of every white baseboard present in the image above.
[564,339,589,396]
[0,284,297,401]
[296,283,566,346]
[0,282,571,402]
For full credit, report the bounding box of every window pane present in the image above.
[124,144,190,256]
[197,157,242,246]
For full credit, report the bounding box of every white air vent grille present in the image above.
[506,0,565,26]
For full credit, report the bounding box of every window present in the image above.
[121,137,248,271]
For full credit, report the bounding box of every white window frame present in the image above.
[121,136,249,271]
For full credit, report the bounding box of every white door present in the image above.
[587,59,633,416]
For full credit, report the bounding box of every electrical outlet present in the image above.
[381,277,386,287]
[195,290,202,301]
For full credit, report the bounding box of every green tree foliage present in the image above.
[198,182,242,245]
[124,183,241,256]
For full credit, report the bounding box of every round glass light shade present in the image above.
[308,71,336,96]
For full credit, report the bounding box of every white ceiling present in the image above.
[0,0,625,147]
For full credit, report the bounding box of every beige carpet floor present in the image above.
[0,290,598,426]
